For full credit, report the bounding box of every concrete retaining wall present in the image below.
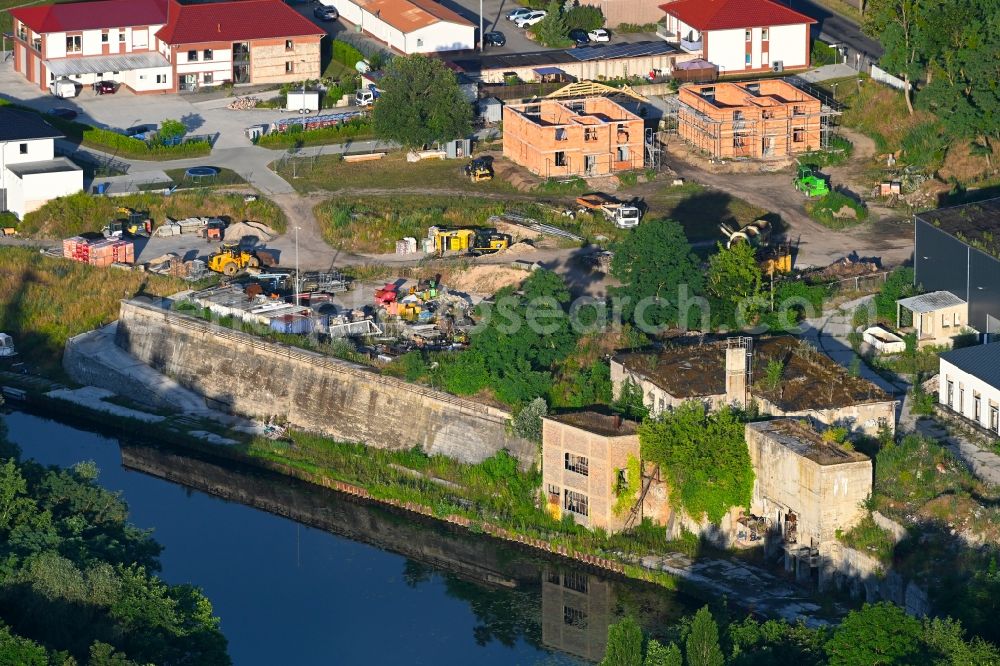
[115,300,536,467]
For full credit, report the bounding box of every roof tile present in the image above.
[659,0,815,31]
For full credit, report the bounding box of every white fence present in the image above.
[870,64,910,91]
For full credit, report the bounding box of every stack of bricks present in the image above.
[63,237,135,266]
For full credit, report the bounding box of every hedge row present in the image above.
[45,116,211,160]
[331,40,365,68]
[256,119,374,148]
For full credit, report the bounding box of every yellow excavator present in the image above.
[207,243,261,276]
[464,157,493,183]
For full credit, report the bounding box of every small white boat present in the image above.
[0,333,17,358]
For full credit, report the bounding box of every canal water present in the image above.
[4,411,699,665]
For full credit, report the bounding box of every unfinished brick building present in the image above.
[677,79,830,159]
[503,97,644,178]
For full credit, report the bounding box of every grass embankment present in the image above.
[245,431,699,567]
[273,152,518,194]
[0,248,193,376]
[17,190,286,238]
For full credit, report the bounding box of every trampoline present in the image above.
[185,166,220,179]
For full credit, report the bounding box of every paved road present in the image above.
[789,0,883,68]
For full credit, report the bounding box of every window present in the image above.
[555,128,567,141]
[761,28,769,40]
[203,49,213,61]
[18,143,28,155]
[101,31,108,44]
[285,39,294,51]
[187,50,198,62]
[416,38,423,47]
[974,394,981,421]
[616,145,629,161]
[554,151,566,167]
[733,110,743,121]
[203,72,213,84]
[564,490,589,516]
[547,571,561,585]
[285,61,294,73]
[563,571,588,594]
[564,453,589,476]
[155,74,166,84]
[745,53,752,66]
[942,313,951,328]
[792,127,805,142]
[66,35,82,53]
[546,483,560,499]
[584,127,598,142]
[119,31,126,43]
[564,606,588,628]
[792,105,804,115]
[954,312,961,326]
[947,380,954,407]
[958,386,964,413]
[991,405,999,432]
[745,29,751,41]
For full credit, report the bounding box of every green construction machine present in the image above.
[794,165,830,197]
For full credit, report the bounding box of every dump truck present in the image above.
[207,243,264,276]
[794,165,830,197]
[464,157,493,183]
[576,193,643,229]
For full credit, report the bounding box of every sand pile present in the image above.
[224,220,278,242]
[449,265,526,295]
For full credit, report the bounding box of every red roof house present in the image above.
[659,0,816,74]
[8,0,325,93]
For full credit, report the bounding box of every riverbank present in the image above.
[1,381,838,625]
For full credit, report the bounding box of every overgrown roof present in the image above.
[916,198,1000,260]
[749,419,870,466]
[614,336,890,411]
[547,408,639,437]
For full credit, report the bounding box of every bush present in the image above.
[806,191,869,229]
[617,22,659,33]
[900,121,948,169]
[564,5,604,30]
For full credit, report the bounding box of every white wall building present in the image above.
[322,0,475,54]
[658,0,814,74]
[0,109,83,220]
[939,342,1000,436]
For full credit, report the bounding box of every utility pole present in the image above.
[295,224,300,308]
[480,0,484,52]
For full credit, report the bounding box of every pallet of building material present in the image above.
[343,153,385,163]
[175,217,209,234]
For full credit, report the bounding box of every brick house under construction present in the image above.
[503,97,644,178]
[677,79,828,159]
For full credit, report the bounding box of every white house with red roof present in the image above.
[658,0,815,75]
[8,0,324,94]
[321,0,474,54]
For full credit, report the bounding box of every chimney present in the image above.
[725,338,751,407]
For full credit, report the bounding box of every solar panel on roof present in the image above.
[569,41,673,61]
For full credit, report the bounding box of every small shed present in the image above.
[533,66,572,83]
[479,97,504,124]
[269,314,313,335]
[444,138,471,159]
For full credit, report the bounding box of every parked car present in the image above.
[46,107,78,120]
[506,7,533,21]
[313,5,338,20]
[484,30,506,47]
[588,28,611,42]
[94,80,117,95]
[514,10,546,27]
[568,28,589,46]
[48,78,78,98]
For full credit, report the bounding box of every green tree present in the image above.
[158,119,186,141]
[863,0,928,114]
[639,402,754,523]
[825,602,924,665]
[533,1,571,48]
[601,615,644,666]
[705,243,764,328]
[645,639,682,666]
[511,397,547,441]
[686,606,724,666]
[613,378,649,422]
[371,54,472,147]
[610,219,703,331]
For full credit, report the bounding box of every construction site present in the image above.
[671,79,839,160]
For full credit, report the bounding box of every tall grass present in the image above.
[0,248,191,376]
[18,190,286,238]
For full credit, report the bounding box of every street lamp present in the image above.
[294,224,301,308]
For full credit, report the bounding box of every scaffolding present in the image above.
[668,80,841,160]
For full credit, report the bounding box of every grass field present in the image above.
[273,153,518,194]
[0,247,195,376]
[17,190,286,238]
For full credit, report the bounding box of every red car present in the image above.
[95,80,117,95]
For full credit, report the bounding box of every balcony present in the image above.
[680,38,703,54]
[655,25,702,53]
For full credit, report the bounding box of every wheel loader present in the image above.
[207,243,261,276]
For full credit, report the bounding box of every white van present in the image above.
[49,78,78,98]
[355,87,379,107]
